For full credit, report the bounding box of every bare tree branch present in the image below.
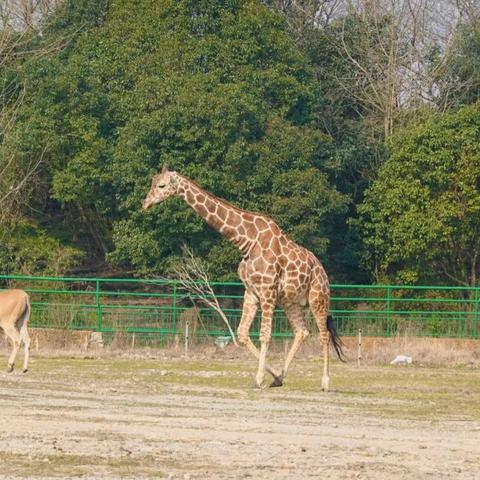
[171,245,238,346]
[1,0,63,32]
[0,0,69,236]
[0,144,46,205]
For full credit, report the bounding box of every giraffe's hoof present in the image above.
[321,376,330,392]
[270,372,283,387]
[7,364,14,373]
[22,368,28,374]
[269,376,284,388]
[252,379,268,390]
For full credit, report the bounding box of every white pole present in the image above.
[357,329,362,367]
[184,320,189,356]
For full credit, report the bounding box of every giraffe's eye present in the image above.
[158,183,166,189]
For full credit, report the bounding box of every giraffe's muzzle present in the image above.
[142,198,153,210]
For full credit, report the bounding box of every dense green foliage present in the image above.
[440,22,480,108]
[0,0,479,287]
[358,105,480,287]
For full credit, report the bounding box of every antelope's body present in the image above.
[0,289,31,373]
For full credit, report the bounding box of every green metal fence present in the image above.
[0,275,479,344]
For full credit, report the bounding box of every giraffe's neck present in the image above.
[177,175,256,255]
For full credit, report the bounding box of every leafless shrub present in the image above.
[171,245,238,346]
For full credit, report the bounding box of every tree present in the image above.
[262,0,345,41]
[438,11,480,108]
[270,0,476,282]
[0,0,63,32]
[0,0,84,275]
[357,104,480,287]
[9,0,347,279]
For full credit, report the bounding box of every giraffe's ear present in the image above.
[161,163,169,174]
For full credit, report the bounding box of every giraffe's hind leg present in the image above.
[271,303,309,387]
[309,291,331,391]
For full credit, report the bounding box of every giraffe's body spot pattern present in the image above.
[143,167,339,390]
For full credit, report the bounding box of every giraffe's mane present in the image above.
[182,175,275,223]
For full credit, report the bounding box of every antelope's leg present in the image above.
[19,323,30,373]
[4,325,21,373]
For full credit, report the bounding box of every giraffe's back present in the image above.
[238,215,328,305]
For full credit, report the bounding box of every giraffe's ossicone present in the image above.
[143,164,345,390]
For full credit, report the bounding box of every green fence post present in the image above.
[386,286,391,337]
[172,283,178,329]
[96,279,102,332]
[474,287,479,339]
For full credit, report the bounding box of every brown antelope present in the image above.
[0,289,31,373]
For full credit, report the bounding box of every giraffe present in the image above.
[142,164,345,390]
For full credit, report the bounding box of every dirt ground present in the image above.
[0,352,479,480]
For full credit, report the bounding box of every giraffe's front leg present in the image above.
[254,299,276,389]
[238,291,282,385]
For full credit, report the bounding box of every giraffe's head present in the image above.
[142,164,179,210]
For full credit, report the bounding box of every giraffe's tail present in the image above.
[327,315,346,362]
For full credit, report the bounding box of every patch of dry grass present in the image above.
[2,328,479,370]
[339,336,480,366]
[0,451,169,478]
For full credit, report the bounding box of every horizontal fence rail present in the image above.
[0,275,479,346]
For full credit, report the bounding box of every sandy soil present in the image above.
[0,355,479,479]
